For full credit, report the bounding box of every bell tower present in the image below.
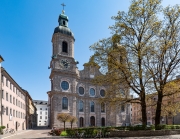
[50,5,76,72]
[52,6,75,59]
[48,4,78,128]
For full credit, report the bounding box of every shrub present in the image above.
[0,126,6,134]
[175,125,180,129]
[156,124,166,130]
[60,131,67,136]
[66,128,75,137]
[150,125,155,130]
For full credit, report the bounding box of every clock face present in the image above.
[60,59,70,69]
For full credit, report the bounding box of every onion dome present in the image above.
[54,10,74,40]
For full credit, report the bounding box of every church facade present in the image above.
[47,10,131,128]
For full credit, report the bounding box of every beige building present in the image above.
[47,10,131,128]
[24,90,37,129]
[1,67,26,131]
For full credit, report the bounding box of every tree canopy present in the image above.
[90,0,180,128]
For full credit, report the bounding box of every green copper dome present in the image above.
[54,10,74,40]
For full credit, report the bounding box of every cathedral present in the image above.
[47,9,131,128]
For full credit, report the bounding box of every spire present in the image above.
[58,3,68,27]
[61,3,66,14]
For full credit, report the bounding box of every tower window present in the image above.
[62,41,68,53]
[63,21,65,26]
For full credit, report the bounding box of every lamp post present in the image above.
[0,55,4,126]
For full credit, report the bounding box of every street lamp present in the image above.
[0,55,4,126]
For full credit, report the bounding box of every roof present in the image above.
[33,100,48,105]
[54,26,74,39]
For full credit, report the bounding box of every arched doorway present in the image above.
[101,117,105,127]
[90,116,95,126]
[79,117,84,127]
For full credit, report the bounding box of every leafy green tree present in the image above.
[90,0,180,128]
[90,0,162,126]
[144,5,180,127]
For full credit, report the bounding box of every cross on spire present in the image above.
[61,3,66,10]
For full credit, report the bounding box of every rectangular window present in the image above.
[16,99,17,106]
[1,75,4,83]
[13,97,15,105]
[40,116,42,119]
[6,93,8,101]
[10,109,12,115]
[6,107,8,115]
[45,116,47,119]
[13,110,15,117]
[10,83,12,90]
[16,111,17,117]
[2,90,4,99]
[40,108,42,110]
[2,106,4,115]
[10,95,12,103]
[6,79,8,87]
[121,105,125,112]
[45,112,47,115]
[13,86,14,92]
[40,112,42,115]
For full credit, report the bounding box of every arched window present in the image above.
[62,97,68,110]
[90,88,95,96]
[90,101,95,112]
[101,117,105,127]
[79,117,84,127]
[79,87,84,95]
[90,116,95,126]
[101,103,105,113]
[79,100,84,112]
[100,89,105,97]
[121,105,125,112]
[62,41,68,53]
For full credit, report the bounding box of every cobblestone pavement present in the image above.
[1,128,180,139]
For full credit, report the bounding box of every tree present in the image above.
[90,0,162,126]
[90,0,180,128]
[144,5,180,128]
[69,115,77,129]
[57,113,70,130]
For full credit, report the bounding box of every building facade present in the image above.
[24,90,37,129]
[1,67,26,131]
[47,10,130,128]
[131,86,180,126]
[33,100,48,126]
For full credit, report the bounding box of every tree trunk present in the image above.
[141,94,147,126]
[64,121,65,131]
[155,92,163,129]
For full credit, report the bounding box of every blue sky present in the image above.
[0,0,179,101]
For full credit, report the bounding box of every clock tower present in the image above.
[48,8,78,128]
